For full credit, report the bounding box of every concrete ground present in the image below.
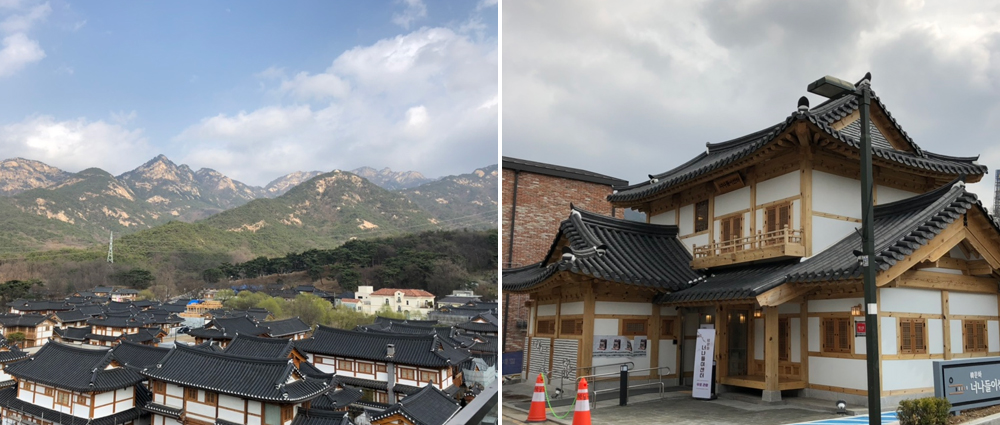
[502,380,898,425]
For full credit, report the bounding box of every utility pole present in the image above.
[107,231,114,264]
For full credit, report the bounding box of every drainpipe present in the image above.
[503,170,520,356]
[387,362,396,403]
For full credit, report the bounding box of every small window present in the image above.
[281,405,294,423]
[43,386,53,397]
[560,318,583,335]
[338,359,354,372]
[899,318,927,354]
[764,202,793,241]
[263,404,281,425]
[377,364,387,373]
[621,319,647,336]
[695,200,709,233]
[184,387,198,401]
[661,318,676,338]
[55,391,70,406]
[205,391,217,404]
[76,394,88,405]
[152,381,166,394]
[821,317,852,353]
[965,320,987,353]
[536,319,556,335]
[399,368,416,381]
[357,362,374,374]
[719,215,743,252]
[419,370,438,385]
[778,318,790,361]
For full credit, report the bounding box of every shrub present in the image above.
[897,397,951,425]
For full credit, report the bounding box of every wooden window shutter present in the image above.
[765,206,777,233]
[823,319,835,351]
[837,318,850,352]
[900,319,912,354]
[965,322,972,350]
[914,320,926,353]
[778,204,790,230]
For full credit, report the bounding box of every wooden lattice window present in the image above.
[821,317,852,353]
[778,318,790,361]
[764,202,792,242]
[536,319,556,335]
[561,318,583,335]
[337,359,354,372]
[695,200,709,232]
[399,367,416,381]
[622,319,647,336]
[152,381,166,394]
[661,318,676,338]
[184,387,198,401]
[899,318,927,354]
[55,391,70,406]
[357,362,374,374]
[205,391,217,405]
[719,215,743,252]
[965,320,988,353]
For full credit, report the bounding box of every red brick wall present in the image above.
[502,168,622,353]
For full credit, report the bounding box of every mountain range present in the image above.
[0,155,497,256]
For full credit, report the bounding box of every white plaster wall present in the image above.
[219,408,245,424]
[809,298,863,313]
[73,402,88,417]
[537,304,557,317]
[877,186,919,205]
[791,318,801,363]
[220,395,243,411]
[596,302,652,316]
[562,302,584,315]
[951,320,964,354]
[949,293,998,316]
[754,319,764,360]
[594,319,618,335]
[882,317,898,355]
[715,186,750,216]
[881,288,942,314]
[928,319,944,355]
[793,199,801,231]
[757,172,799,205]
[94,404,112,417]
[680,233,709,254]
[811,216,859,254]
[659,340,678,375]
[679,205,694,235]
[649,210,676,225]
[660,306,678,316]
[248,400,261,415]
[808,317,820,352]
[883,360,935,391]
[990,321,1000,352]
[809,357,867,390]
[813,171,861,219]
[95,391,113,407]
[779,304,801,315]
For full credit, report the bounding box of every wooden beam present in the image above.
[968,260,993,276]
[757,283,817,307]
[942,291,951,360]
[876,220,966,286]
[764,306,779,392]
[916,257,968,271]
[894,270,998,294]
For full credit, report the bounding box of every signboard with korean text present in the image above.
[933,358,1000,413]
[692,328,716,399]
[856,321,866,337]
[593,335,647,358]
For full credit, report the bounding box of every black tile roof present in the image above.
[141,344,332,402]
[0,314,52,327]
[373,316,438,327]
[455,320,497,333]
[662,180,990,303]
[6,342,145,392]
[120,328,166,344]
[188,316,270,340]
[142,401,183,418]
[296,326,469,368]
[609,86,987,204]
[112,341,170,370]
[290,407,354,425]
[311,387,363,411]
[0,335,28,363]
[0,386,143,425]
[503,207,702,292]
[52,309,89,323]
[6,300,72,311]
[334,376,422,395]
[224,334,296,359]
[370,384,460,425]
[88,314,150,328]
[503,156,628,187]
[53,325,91,341]
[297,361,334,379]
[264,317,310,337]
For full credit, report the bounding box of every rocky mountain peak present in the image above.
[0,158,72,196]
[263,171,324,198]
[349,166,433,190]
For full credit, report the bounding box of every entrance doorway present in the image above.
[727,309,749,376]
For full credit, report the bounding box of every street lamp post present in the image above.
[807,73,881,425]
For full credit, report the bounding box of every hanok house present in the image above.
[0,314,57,348]
[295,326,470,404]
[503,77,1000,406]
[288,407,355,425]
[0,335,29,386]
[187,315,271,348]
[0,342,148,425]
[86,313,150,347]
[264,317,312,340]
[141,343,334,425]
[369,384,460,425]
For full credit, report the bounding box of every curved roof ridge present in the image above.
[705,124,783,152]
[314,325,436,341]
[173,341,292,365]
[571,205,679,236]
[873,177,965,217]
[924,151,980,163]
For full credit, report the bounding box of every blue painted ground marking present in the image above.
[784,411,897,425]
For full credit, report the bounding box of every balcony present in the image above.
[691,226,805,269]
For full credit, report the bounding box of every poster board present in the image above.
[593,335,647,357]
[692,328,716,399]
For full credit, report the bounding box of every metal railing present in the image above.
[551,361,634,395]
[693,226,803,258]
[576,366,674,408]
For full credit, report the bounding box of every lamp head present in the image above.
[807,75,857,99]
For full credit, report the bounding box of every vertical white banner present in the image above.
[692,328,716,399]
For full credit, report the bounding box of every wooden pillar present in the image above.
[799,141,813,257]
[800,300,809,384]
[580,283,596,375]
[942,291,952,360]
[763,305,781,402]
[716,305,729,381]
[650,303,661,376]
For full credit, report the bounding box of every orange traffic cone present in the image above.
[526,373,548,422]
[572,378,591,425]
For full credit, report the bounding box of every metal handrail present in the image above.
[553,361,634,393]
[578,366,674,408]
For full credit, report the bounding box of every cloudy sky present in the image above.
[0,0,497,186]
[502,0,1000,212]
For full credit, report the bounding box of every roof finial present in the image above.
[797,96,809,112]
[861,72,872,86]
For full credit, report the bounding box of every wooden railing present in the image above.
[693,226,804,258]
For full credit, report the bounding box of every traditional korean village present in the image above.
[0,1,500,425]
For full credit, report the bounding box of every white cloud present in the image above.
[0,33,43,77]
[0,115,152,174]
[477,0,497,10]
[110,110,137,125]
[0,1,48,33]
[392,0,426,29]
[176,26,497,186]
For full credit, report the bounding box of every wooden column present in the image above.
[800,300,809,384]
[580,283,596,375]
[764,305,780,401]
[942,290,952,360]
[650,304,661,376]
[716,305,729,381]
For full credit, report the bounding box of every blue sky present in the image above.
[0,0,497,186]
